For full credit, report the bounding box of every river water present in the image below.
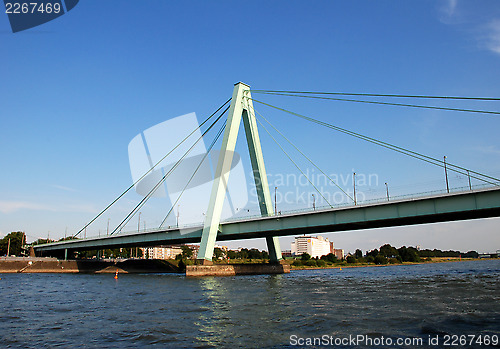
[1,260,499,348]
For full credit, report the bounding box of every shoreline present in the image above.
[288,257,494,271]
[0,256,496,274]
[0,257,180,274]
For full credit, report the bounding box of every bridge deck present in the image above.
[34,187,500,253]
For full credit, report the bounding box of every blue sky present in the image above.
[1,0,500,253]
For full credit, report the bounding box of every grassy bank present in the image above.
[287,257,494,271]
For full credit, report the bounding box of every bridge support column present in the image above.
[197,82,282,264]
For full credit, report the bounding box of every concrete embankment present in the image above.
[1,257,291,276]
[0,257,180,274]
[186,263,290,277]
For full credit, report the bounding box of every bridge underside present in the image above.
[34,187,500,255]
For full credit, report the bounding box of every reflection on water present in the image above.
[0,260,498,348]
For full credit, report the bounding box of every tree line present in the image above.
[226,248,269,260]
[292,243,481,267]
[175,247,270,262]
[0,231,482,263]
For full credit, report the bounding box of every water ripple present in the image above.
[0,260,498,348]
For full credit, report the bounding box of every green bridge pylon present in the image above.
[197,82,282,264]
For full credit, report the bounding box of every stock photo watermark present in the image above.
[289,333,499,347]
[249,169,379,208]
[128,112,248,231]
[127,112,380,230]
[3,0,79,33]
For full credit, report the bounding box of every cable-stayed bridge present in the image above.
[35,187,500,253]
[34,82,500,263]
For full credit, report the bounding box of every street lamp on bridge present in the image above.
[353,172,357,205]
[444,156,450,193]
[275,186,277,214]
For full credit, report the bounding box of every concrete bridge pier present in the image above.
[186,263,290,277]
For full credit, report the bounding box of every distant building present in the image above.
[281,250,293,258]
[291,235,334,258]
[143,244,209,260]
[333,249,344,260]
[143,245,183,260]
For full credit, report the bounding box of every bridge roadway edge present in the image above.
[33,187,500,255]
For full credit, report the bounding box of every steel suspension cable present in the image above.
[251,91,500,116]
[254,97,500,185]
[250,98,500,186]
[109,106,229,235]
[249,94,500,182]
[255,116,333,208]
[159,120,227,228]
[248,102,354,203]
[251,89,500,101]
[73,99,231,238]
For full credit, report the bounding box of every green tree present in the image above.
[379,244,399,258]
[181,245,193,259]
[239,248,249,259]
[321,253,337,263]
[221,248,269,261]
[418,248,461,258]
[58,236,78,242]
[462,251,479,258]
[248,248,263,259]
[177,259,186,272]
[0,232,26,256]
[316,259,326,267]
[213,247,224,260]
[374,255,388,265]
[32,238,54,245]
[398,246,421,262]
[261,250,269,260]
[418,249,436,257]
[227,250,238,259]
[346,255,356,263]
[355,249,363,259]
[301,253,311,261]
[305,259,317,267]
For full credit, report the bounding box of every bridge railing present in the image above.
[219,182,498,223]
[69,182,499,240]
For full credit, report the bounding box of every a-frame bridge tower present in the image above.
[197,82,282,264]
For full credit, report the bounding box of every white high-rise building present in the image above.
[291,235,333,258]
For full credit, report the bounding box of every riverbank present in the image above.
[288,257,493,271]
[0,257,180,273]
[1,256,495,274]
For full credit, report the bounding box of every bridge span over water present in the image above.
[34,186,500,256]
[33,82,500,264]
